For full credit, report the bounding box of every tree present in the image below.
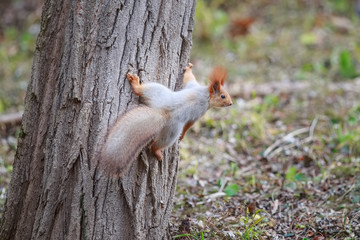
[0,0,196,239]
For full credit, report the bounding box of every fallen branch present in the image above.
[0,111,23,125]
[263,127,309,158]
[263,117,320,159]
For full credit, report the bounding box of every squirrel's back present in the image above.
[142,82,209,113]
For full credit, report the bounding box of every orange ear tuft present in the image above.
[210,67,227,86]
[209,67,227,95]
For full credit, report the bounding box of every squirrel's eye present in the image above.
[221,94,225,99]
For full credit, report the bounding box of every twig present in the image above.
[204,192,226,201]
[218,178,228,193]
[309,116,319,138]
[203,178,228,202]
[338,183,355,202]
[263,127,309,158]
[267,136,314,159]
[263,117,321,159]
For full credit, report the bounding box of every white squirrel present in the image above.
[100,63,233,176]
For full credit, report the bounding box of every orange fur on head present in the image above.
[208,67,232,108]
[209,67,227,95]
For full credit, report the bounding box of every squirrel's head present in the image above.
[208,67,233,108]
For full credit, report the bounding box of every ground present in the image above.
[171,0,360,239]
[0,0,359,239]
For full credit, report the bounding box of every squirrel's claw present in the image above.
[127,73,143,96]
[184,63,193,71]
[127,73,140,84]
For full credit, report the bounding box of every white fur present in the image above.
[142,82,209,148]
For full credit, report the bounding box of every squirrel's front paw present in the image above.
[127,73,137,81]
[184,63,193,71]
[127,73,140,85]
[127,73,143,96]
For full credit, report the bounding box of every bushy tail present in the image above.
[100,106,167,177]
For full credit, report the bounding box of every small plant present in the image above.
[237,208,265,240]
[224,183,239,197]
[338,50,358,79]
[253,94,280,114]
[229,161,239,177]
[350,175,360,203]
[286,166,307,182]
[173,231,205,240]
[217,178,240,197]
[285,166,308,190]
[331,122,360,155]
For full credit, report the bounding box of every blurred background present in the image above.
[192,0,360,81]
[0,0,43,218]
[1,0,360,239]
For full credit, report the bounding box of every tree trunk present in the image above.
[0,0,196,239]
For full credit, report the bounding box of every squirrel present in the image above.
[99,63,233,177]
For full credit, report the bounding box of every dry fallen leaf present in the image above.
[229,17,256,37]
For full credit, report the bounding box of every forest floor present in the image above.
[171,79,360,239]
[170,1,360,239]
[1,0,360,240]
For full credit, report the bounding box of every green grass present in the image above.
[0,26,37,112]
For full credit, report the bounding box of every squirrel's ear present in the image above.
[210,80,220,95]
[209,67,227,95]
[210,67,227,86]
[220,73,226,86]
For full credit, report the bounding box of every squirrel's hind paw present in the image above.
[150,142,163,161]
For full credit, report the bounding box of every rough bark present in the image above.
[0,0,196,239]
